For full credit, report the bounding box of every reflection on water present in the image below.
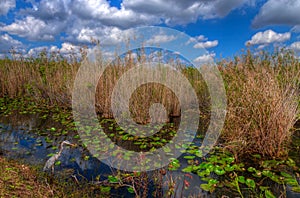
[0,113,210,197]
[0,122,111,181]
[1,113,299,197]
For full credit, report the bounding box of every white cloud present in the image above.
[0,0,15,15]
[194,35,208,42]
[60,42,81,54]
[70,0,113,19]
[186,35,208,45]
[65,25,136,47]
[123,0,252,25]
[193,53,216,64]
[245,30,291,46]
[0,0,257,47]
[290,41,300,53]
[186,34,218,49]
[28,0,70,21]
[0,16,62,41]
[25,42,83,59]
[193,40,218,49]
[70,0,157,29]
[0,33,23,53]
[252,0,300,28]
[146,34,176,45]
[75,28,98,43]
[27,46,48,57]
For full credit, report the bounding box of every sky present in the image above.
[1,0,300,62]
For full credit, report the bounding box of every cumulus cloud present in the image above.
[25,42,83,59]
[252,0,300,28]
[290,41,300,53]
[0,16,64,41]
[123,0,251,25]
[186,35,208,45]
[185,34,218,49]
[60,42,81,54]
[193,53,216,64]
[27,0,70,21]
[0,33,23,53]
[0,0,254,44]
[245,30,291,46]
[65,25,135,47]
[70,0,157,29]
[193,40,218,49]
[0,0,15,15]
[146,34,177,45]
[27,46,49,57]
[70,0,112,19]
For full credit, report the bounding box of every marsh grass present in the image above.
[0,52,80,106]
[220,50,300,160]
[0,48,299,161]
[95,50,209,124]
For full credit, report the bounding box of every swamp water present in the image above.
[0,113,299,197]
[0,113,209,197]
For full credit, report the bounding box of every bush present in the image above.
[220,50,300,160]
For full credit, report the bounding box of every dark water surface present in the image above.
[0,113,209,197]
[0,113,299,197]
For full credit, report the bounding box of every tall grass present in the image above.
[94,50,209,124]
[0,48,299,159]
[0,51,80,106]
[220,50,300,159]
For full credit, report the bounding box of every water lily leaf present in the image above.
[182,166,193,173]
[127,187,135,193]
[122,134,129,140]
[245,178,256,189]
[238,176,245,184]
[100,186,111,193]
[184,155,195,160]
[47,153,55,157]
[214,166,225,175]
[262,170,272,177]
[55,160,61,166]
[247,167,256,172]
[208,179,218,185]
[264,189,275,198]
[108,175,119,183]
[224,164,235,172]
[200,183,214,192]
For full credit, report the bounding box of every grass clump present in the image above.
[220,50,300,160]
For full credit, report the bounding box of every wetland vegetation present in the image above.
[0,48,299,197]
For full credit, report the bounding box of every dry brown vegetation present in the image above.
[0,52,80,106]
[220,50,300,160]
[0,49,299,160]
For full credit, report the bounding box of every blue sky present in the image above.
[1,0,300,62]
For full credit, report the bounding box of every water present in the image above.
[0,113,209,197]
[0,113,299,197]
